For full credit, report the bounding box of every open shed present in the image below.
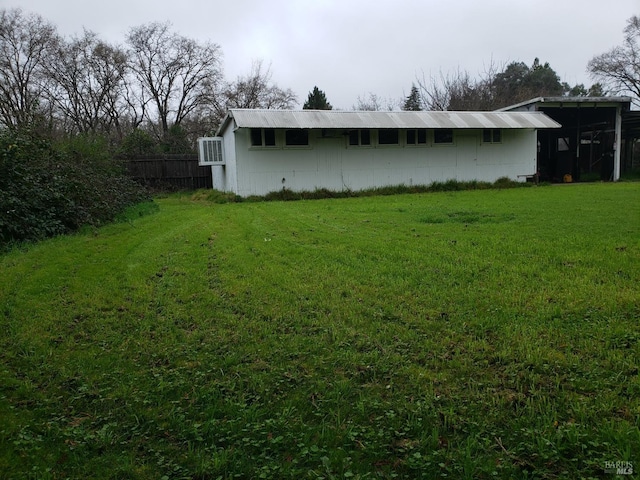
[200,109,560,196]
[500,97,633,182]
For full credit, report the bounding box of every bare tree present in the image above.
[417,63,501,111]
[126,22,223,140]
[45,30,129,137]
[194,59,297,133]
[588,15,640,105]
[0,8,59,130]
[416,71,451,111]
[222,60,296,110]
[417,69,486,111]
[353,92,398,111]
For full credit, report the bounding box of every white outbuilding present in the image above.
[199,109,560,197]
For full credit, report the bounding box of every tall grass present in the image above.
[0,183,638,479]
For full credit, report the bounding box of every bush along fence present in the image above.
[1,131,149,246]
[121,154,212,190]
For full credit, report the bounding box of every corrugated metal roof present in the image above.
[497,96,633,112]
[219,109,561,134]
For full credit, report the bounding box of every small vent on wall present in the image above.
[197,137,225,166]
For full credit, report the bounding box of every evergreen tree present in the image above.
[402,84,422,111]
[303,86,333,110]
[493,58,563,108]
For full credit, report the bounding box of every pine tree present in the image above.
[303,86,333,110]
[402,84,422,111]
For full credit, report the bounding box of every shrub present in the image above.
[160,124,193,154]
[0,130,149,245]
[620,169,640,181]
[263,188,303,201]
[579,172,602,183]
[118,128,159,158]
[492,176,521,188]
[191,189,243,204]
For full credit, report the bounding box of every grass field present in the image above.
[1,183,639,479]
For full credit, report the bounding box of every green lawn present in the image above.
[1,183,639,479]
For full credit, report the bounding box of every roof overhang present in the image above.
[498,96,633,112]
[217,109,560,134]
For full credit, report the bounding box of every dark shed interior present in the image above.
[501,97,635,183]
[537,105,619,182]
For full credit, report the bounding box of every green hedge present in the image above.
[0,131,149,245]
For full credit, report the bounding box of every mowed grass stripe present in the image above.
[0,183,638,479]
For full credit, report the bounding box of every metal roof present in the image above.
[497,96,633,112]
[218,109,561,134]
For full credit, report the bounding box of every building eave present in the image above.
[223,108,561,131]
[498,96,633,112]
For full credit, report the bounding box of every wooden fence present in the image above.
[122,154,212,190]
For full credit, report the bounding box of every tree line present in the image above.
[2,8,638,152]
[0,8,296,154]
[412,58,604,112]
[319,15,639,112]
[411,14,639,112]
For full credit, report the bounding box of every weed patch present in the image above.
[420,210,516,224]
[194,176,536,204]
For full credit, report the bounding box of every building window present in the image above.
[250,128,276,147]
[285,129,309,146]
[483,129,502,143]
[434,129,453,144]
[378,129,399,145]
[406,129,427,145]
[348,129,371,146]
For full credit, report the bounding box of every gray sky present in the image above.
[5,0,637,109]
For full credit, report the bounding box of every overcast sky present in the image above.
[4,0,638,109]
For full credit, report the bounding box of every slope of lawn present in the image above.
[1,183,639,479]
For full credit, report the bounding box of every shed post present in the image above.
[614,104,622,181]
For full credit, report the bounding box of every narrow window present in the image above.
[264,128,276,146]
[483,129,502,144]
[348,130,359,146]
[285,129,309,146]
[378,129,399,145]
[250,128,277,147]
[407,129,427,145]
[250,128,263,146]
[434,129,453,144]
[348,129,371,146]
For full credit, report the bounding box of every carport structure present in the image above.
[500,97,633,182]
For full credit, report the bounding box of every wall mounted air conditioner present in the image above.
[197,137,225,166]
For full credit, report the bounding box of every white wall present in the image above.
[211,123,239,193]
[222,127,536,196]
